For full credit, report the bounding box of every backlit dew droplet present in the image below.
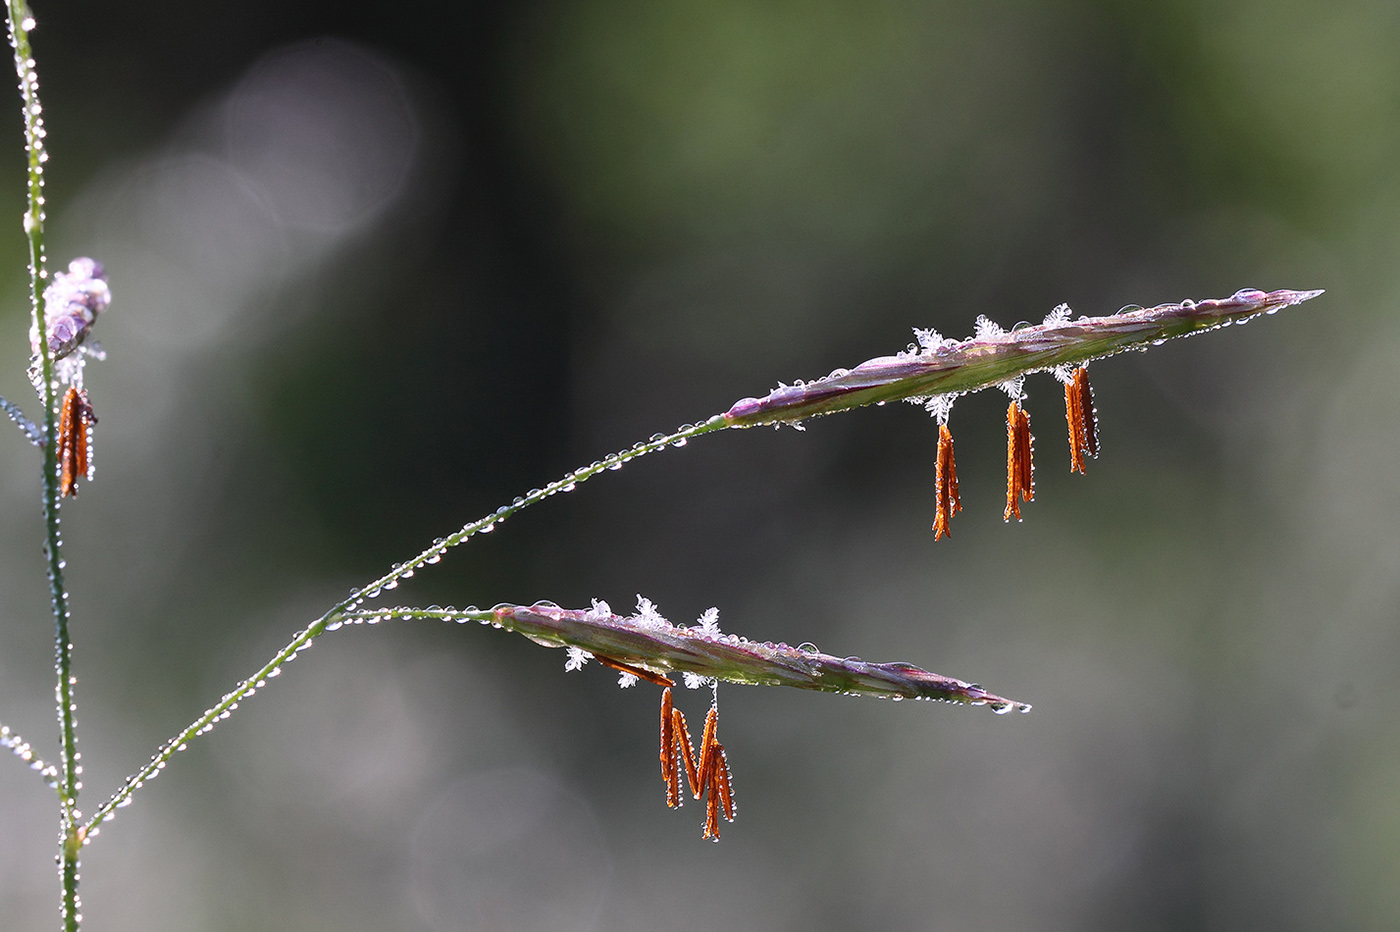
[479,522,495,533]
[425,553,441,564]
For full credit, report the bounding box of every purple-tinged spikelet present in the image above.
[723,289,1321,429]
[492,602,1030,712]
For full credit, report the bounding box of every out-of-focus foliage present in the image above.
[1,0,1396,929]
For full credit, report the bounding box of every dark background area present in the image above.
[1,1,1396,929]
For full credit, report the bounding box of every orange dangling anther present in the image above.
[1004,401,1033,521]
[696,705,735,841]
[1064,367,1098,474]
[57,386,96,498]
[660,687,700,809]
[932,423,961,539]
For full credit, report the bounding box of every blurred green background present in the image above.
[0,0,1394,928]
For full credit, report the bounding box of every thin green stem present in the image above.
[7,5,81,929]
[83,416,727,831]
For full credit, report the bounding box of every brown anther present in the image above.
[661,694,736,839]
[932,422,961,539]
[1004,401,1033,521]
[713,745,735,823]
[703,775,722,839]
[1076,367,1097,459]
[661,688,700,808]
[660,688,680,807]
[597,655,674,688]
[696,707,735,841]
[57,387,96,498]
[675,707,700,798]
[1064,367,1098,473]
[696,706,719,791]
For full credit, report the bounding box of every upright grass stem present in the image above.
[7,5,83,929]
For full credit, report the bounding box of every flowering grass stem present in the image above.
[6,5,85,928]
[82,287,1324,838]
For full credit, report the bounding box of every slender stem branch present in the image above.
[1,721,63,793]
[82,416,726,831]
[7,5,82,929]
[1,391,43,444]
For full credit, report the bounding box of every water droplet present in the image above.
[480,522,495,533]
